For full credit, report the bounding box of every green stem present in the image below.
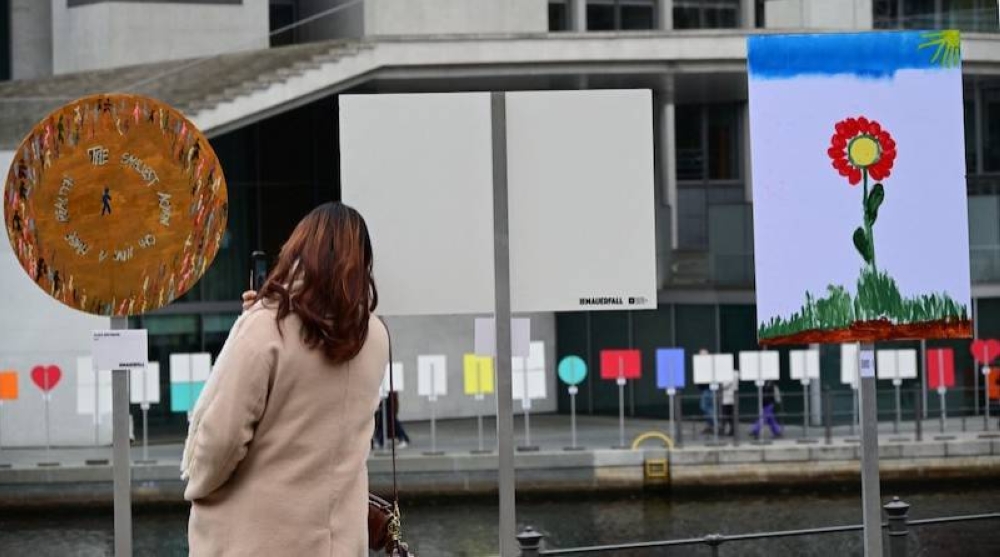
[863,169,877,272]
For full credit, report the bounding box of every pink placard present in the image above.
[927,348,955,390]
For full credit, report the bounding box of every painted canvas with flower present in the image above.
[748,31,971,345]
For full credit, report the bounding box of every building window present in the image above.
[874,0,999,32]
[269,0,297,47]
[586,0,656,31]
[549,1,570,31]
[985,87,1000,172]
[674,0,740,29]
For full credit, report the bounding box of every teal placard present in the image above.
[170,381,206,412]
[558,356,587,386]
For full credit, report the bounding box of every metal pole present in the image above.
[617,378,626,448]
[712,385,720,446]
[668,390,676,442]
[894,380,902,434]
[858,342,883,557]
[884,497,910,557]
[754,381,764,442]
[44,391,51,452]
[141,405,149,463]
[915,386,923,442]
[733,386,740,446]
[984,366,992,431]
[974,299,980,415]
[939,388,947,434]
[491,91,517,557]
[430,397,438,453]
[824,387,832,445]
[570,387,578,449]
[937,349,947,434]
[920,340,928,418]
[524,401,532,448]
[851,386,858,437]
[675,391,684,448]
[110,316,132,557]
[477,394,485,452]
[94,364,100,445]
[802,382,810,439]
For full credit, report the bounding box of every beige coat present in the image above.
[181,304,388,556]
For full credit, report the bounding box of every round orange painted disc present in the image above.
[3,94,228,316]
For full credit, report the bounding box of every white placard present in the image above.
[340,90,657,315]
[169,352,212,383]
[380,362,404,397]
[738,351,780,382]
[877,349,918,380]
[474,318,531,358]
[76,356,111,415]
[417,355,448,398]
[513,341,547,404]
[130,362,161,405]
[841,344,859,387]
[92,330,148,370]
[693,353,734,385]
[738,351,760,381]
[790,349,821,381]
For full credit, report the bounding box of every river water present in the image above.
[1,484,997,556]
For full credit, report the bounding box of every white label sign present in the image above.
[76,356,111,415]
[841,344,859,387]
[790,349,821,381]
[876,349,918,380]
[130,362,161,405]
[92,330,148,370]
[693,353,735,385]
[738,351,780,382]
[513,341,547,406]
[380,362,405,397]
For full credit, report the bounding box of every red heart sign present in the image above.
[30,365,62,392]
[970,339,1000,365]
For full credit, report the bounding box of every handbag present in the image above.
[368,318,413,556]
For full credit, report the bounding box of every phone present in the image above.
[250,251,268,291]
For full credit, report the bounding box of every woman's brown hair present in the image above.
[257,202,377,363]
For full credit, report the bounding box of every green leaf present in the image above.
[865,183,885,228]
[853,227,873,263]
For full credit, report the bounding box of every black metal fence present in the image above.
[516,497,1000,556]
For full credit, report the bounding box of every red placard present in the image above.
[970,339,1000,365]
[600,350,641,380]
[927,348,955,390]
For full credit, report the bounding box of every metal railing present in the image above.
[517,498,1000,556]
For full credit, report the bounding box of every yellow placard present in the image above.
[463,354,494,395]
[0,371,18,401]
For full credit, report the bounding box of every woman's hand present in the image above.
[241,290,257,312]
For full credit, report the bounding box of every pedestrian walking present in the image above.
[722,373,738,436]
[388,390,411,448]
[751,380,783,439]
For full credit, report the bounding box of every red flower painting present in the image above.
[828,116,897,269]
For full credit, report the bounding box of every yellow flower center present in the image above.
[848,135,880,168]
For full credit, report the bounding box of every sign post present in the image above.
[379,362,404,449]
[513,342,546,452]
[971,339,999,431]
[656,348,686,442]
[927,347,955,438]
[841,344,860,438]
[464,354,495,454]
[418,355,447,456]
[601,349,641,449]
[694,353,735,446]
[739,350,779,444]
[790,348,820,442]
[877,349,918,438]
[558,356,588,451]
[129,361,160,463]
[0,370,17,457]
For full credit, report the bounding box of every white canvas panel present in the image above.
[897,349,918,379]
[512,367,547,401]
[417,355,448,398]
[739,351,761,382]
[713,354,735,384]
[505,90,657,312]
[380,362,405,397]
[693,354,714,385]
[877,350,898,380]
[841,344,859,386]
[791,350,821,380]
[474,318,531,358]
[76,356,111,415]
[169,353,191,384]
[761,351,781,380]
[191,353,212,382]
[340,93,496,315]
[130,362,161,405]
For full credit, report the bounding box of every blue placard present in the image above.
[656,348,685,390]
[558,356,588,386]
[170,381,206,412]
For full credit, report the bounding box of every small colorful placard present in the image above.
[0,370,19,401]
[655,348,685,390]
[380,362,405,398]
[77,356,111,415]
[600,349,641,380]
[130,362,161,406]
[970,339,1000,365]
[841,344,859,387]
[474,318,531,358]
[463,354,494,395]
[738,351,780,382]
[557,356,587,386]
[927,347,955,390]
[513,341,547,407]
[31,364,62,393]
[417,355,447,398]
[692,353,735,385]
[93,330,148,371]
[170,352,211,412]
[876,349,918,381]
[790,349,821,381]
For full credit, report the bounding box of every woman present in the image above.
[181,202,387,556]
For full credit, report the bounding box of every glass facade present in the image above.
[674,0,741,29]
[874,0,1000,32]
[586,0,657,31]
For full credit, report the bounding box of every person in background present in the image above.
[722,372,738,436]
[388,390,410,449]
[183,202,385,556]
[751,380,783,439]
[698,348,716,434]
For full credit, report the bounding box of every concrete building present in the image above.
[0,0,998,445]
